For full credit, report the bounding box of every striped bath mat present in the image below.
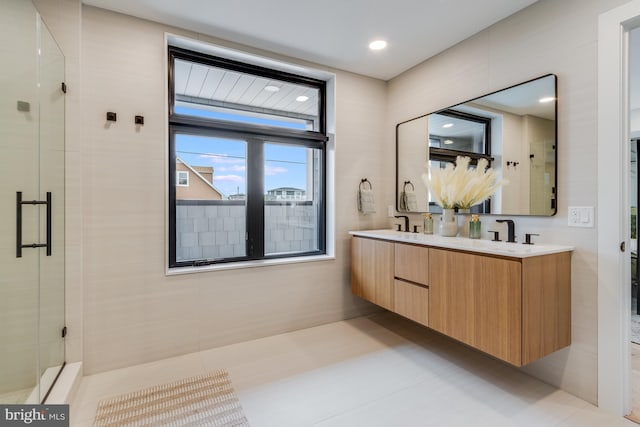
[94,370,250,426]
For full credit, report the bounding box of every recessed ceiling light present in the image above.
[296,95,309,102]
[444,139,454,145]
[264,85,280,92]
[539,96,555,103]
[369,40,387,51]
[442,123,454,128]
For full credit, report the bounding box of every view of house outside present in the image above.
[174,106,312,202]
[174,113,320,260]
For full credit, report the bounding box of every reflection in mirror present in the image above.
[397,116,429,212]
[396,74,557,216]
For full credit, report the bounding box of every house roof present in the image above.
[176,157,227,198]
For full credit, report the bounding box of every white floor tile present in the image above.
[558,404,637,426]
[70,313,632,427]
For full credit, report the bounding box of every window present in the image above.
[168,46,327,268]
[428,109,492,214]
[428,109,491,164]
[176,171,189,186]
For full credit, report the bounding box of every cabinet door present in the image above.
[429,249,523,365]
[351,237,393,310]
[394,243,429,285]
[521,253,571,365]
[394,279,429,326]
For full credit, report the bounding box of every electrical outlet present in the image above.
[388,205,394,217]
[568,206,594,228]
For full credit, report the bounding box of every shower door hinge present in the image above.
[61,326,67,338]
[61,82,67,94]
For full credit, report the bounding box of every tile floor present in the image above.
[71,313,636,426]
[0,387,32,404]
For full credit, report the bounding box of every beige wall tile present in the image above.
[79,6,386,374]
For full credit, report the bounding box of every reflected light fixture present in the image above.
[539,96,555,103]
[369,40,387,50]
[264,85,280,92]
[444,139,454,145]
[442,123,454,128]
[296,95,309,102]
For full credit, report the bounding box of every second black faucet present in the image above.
[496,219,516,243]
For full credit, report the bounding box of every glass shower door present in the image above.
[0,0,41,404]
[36,12,65,403]
[0,0,65,404]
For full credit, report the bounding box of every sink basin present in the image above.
[348,229,574,258]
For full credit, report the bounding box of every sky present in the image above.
[175,106,311,197]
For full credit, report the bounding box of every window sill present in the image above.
[166,254,335,276]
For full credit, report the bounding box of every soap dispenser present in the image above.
[469,214,481,239]
[423,213,434,235]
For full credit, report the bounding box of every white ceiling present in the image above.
[82,0,538,81]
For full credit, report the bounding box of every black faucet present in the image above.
[496,219,516,243]
[394,215,410,232]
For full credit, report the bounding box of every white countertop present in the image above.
[349,229,574,258]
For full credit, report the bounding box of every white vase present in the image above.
[457,208,471,238]
[439,208,458,237]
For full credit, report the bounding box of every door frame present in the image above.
[597,0,640,415]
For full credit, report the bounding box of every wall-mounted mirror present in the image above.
[396,74,557,216]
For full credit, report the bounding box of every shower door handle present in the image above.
[16,191,52,258]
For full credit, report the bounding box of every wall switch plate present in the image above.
[568,206,594,227]
[387,205,394,217]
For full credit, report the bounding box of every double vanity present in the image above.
[350,230,573,366]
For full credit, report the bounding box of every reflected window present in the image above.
[428,109,491,164]
[428,110,492,214]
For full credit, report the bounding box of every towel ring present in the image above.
[359,178,373,191]
[403,181,414,192]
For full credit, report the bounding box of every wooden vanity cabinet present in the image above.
[351,237,394,310]
[350,236,572,366]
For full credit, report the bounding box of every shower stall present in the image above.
[0,0,66,403]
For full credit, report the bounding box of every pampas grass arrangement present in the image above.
[422,156,507,209]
